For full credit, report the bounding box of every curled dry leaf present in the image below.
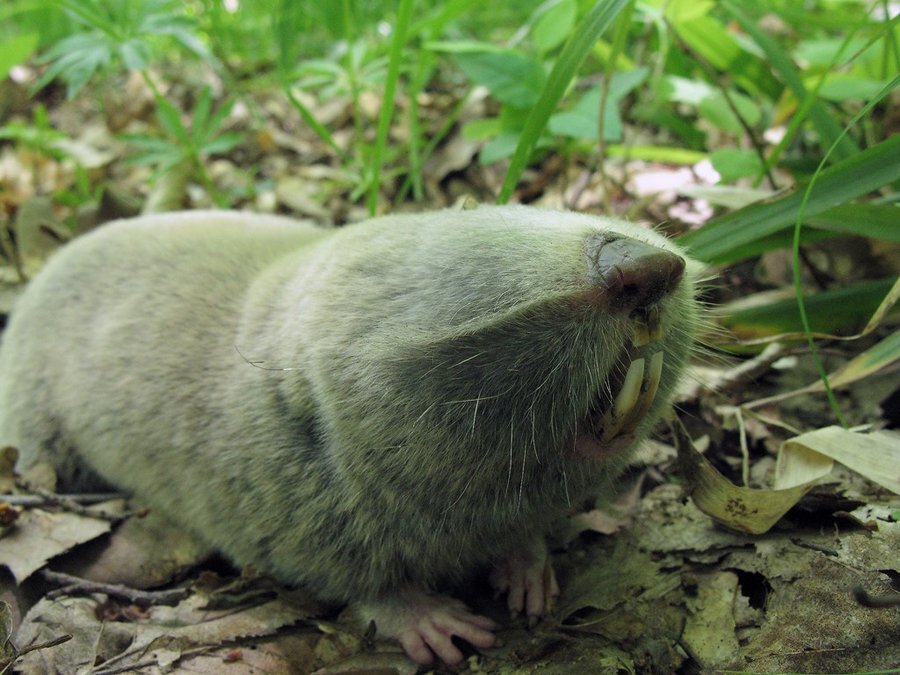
[675,414,899,536]
[776,426,900,495]
[0,509,111,583]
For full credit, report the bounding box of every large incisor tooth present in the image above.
[613,358,644,419]
[646,350,663,403]
[622,350,664,434]
[613,357,645,421]
[599,357,646,442]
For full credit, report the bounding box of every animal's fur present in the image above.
[0,205,700,606]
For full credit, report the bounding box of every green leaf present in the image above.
[119,135,175,151]
[499,0,630,203]
[533,0,578,54]
[452,48,546,108]
[474,107,535,163]
[818,76,894,102]
[203,98,235,142]
[0,0,45,23]
[678,134,900,264]
[664,0,713,22]
[675,201,898,262]
[36,32,112,98]
[480,131,521,164]
[678,185,770,209]
[192,87,214,143]
[155,98,189,144]
[0,108,68,159]
[591,38,635,71]
[794,37,871,67]
[701,227,836,262]
[0,32,38,80]
[426,39,507,54]
[548,68,648,141]
[200,132,242,155]
[672,15,780,99]
[36,0,205,97]
[53,0,117,34]
[806,204,900,243]
[721,278,898,340]
[658,75,714,105]
[122,142,184,167]
[462,117,503,141]
[696,91,760,135]
[721,0,859,161]
[606,144,706,164]
[828,330,900,389]
[118,39,152,72]
[710,148,763,183]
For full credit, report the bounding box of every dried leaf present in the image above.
[0,508,111,582]
[15,590,316,673]
[680,571,741,669]
[777,426,900,495]
[674,419,820,535]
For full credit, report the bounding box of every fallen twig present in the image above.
[10,485,130,521]
[39,570,188,606]
[0,493,124,507]
[0,634,72,675]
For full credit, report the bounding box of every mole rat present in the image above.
[0,205,700,664]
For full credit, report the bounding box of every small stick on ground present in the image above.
[1,634,72,674]
[12,485,131,522]
[0,493,124,507]
[39,570,188,606]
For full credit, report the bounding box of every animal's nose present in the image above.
[585,232,685,312]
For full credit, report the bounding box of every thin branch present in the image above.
[40,570,189,607]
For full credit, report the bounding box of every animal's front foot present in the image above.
[490,537,559,625]
[359,589,497,665]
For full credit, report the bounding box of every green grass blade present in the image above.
[721,0,859,162]
[367,0,414,215]
[498,0,629,204]
[679,201,899,264]
[788,75,900,426]
[284,88,346,161]
[720,277,898,340]
[807,203,900,243]
[754,15,898,188]
[605,144,706,164]
[677,133,900,264]
[828,329,900,389]
[673,14,780,100]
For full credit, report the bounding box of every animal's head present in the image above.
[304,206,702,503]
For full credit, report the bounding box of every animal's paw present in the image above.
[358,589,497,665]
[490,538,559,625]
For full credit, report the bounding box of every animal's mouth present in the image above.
[576,306,665,459]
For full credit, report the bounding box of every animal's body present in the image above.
[0,206,700,663]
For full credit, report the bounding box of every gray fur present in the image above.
[0,205,700,604]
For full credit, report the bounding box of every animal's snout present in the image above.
[585,232,686,312]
